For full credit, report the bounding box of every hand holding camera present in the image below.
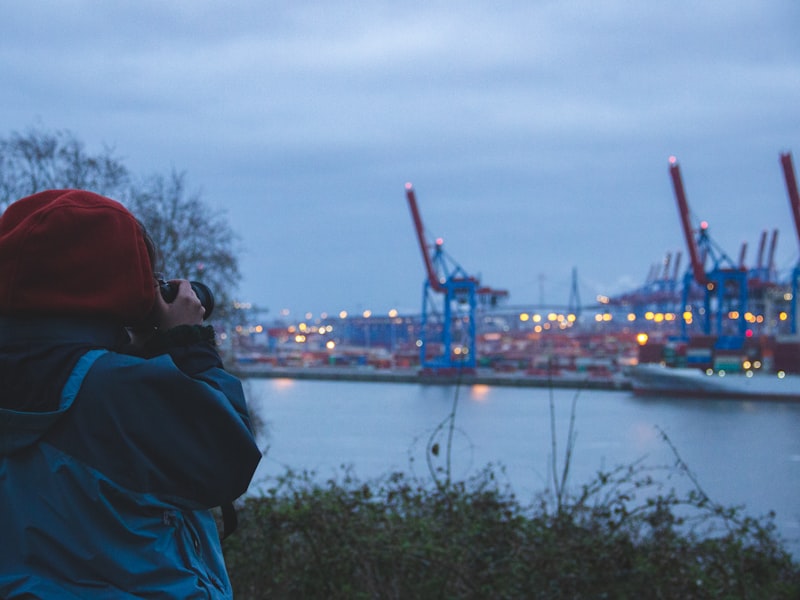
[156,279,214,329]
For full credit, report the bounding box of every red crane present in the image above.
[669,156,709,287]
[667,156,748,338]
[781,152,800,253]
[404,183,446,294]
[748,229,778,286]
[672,251,683,282]
[780,152,800,334]
[404,183,509,305]
[755,230,767,275]
[403,183,508,371]
[768,229,779,281]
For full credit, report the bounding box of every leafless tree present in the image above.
[0,126,128,211]
[125,170,242,320]
[0,126,243,321]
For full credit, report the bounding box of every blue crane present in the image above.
[404,183,508,373]
[669,157,749,340]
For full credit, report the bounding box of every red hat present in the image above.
[0,189,156,322]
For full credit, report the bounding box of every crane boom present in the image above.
[781,152,800,252]
[756,230,767,272]
[768,229,779,278]
[404,183,445,293]
[669,157,708,286]
[672,251,683,282]
[662,252,672,279]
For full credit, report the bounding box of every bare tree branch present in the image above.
[124,170,242,320]
[0,126,244,322]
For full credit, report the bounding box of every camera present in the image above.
[158,279,215,320]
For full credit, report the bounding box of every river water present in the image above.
[243,377,800,554]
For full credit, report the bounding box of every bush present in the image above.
[223,464,800,599]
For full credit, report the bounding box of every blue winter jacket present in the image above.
[0,316,262,599]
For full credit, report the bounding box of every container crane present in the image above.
[768,229,779,282]
[739,228,783,339]
[741,229,776,287]
[746,229,779,289]
[669,157,748,339]
[780,151,800,333]
[746,230,772,285]
[404,183,508,372]
[652,251,683,313]
[755,231,766,276]
[672,251,683,283]
[606,250,683,316]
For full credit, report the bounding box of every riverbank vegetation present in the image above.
[225,386,799,598]
[223,461,798,599]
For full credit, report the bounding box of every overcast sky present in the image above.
[2,1,799,318]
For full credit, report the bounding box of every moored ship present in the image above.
[628,362,800,401]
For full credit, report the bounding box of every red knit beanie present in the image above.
[0,189,156,323]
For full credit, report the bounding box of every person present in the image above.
[0,189,262,598]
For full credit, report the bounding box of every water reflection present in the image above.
[245,379,800,555]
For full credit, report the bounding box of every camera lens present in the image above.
[158,280,215,320]
[190,282,215,320]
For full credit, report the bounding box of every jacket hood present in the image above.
[0,317,122,456]
[0,403,72,456]
[0,346,105,456]
[0,189,155,323]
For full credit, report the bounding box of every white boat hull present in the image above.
[629,363,800,401]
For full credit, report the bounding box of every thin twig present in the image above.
[557,389,580,504]
[445,374,463,488]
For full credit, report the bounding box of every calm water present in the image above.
[243,377,800,553]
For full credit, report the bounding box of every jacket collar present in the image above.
[0,315,128,348]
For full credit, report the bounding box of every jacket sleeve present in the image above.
[141,324,222,376]
[46,347,262,509]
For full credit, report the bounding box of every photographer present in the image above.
[0,189,261,598]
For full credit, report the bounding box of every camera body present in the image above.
[158,280,215,320]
